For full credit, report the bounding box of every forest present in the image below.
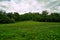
[0,10,60,24]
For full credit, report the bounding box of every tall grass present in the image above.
[0,21,60,40]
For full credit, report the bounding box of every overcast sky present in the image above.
[0,0,60,14]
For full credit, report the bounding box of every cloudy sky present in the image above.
[0,0,60,14]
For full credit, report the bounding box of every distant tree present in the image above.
[0,11,15,23]
[42,10,48,16]
[7,12,14,19]
[0,10,60,24]
[50,13,60,22]
[41,10,48,22]
[13,12,20,21]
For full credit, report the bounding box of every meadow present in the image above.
[0,21,60,40]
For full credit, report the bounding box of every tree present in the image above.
[13,12,20,21]
[42,10,48,17]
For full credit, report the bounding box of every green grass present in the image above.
[0,21,60,40]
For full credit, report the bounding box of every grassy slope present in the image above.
[0,21,60,40]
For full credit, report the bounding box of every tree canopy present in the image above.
[0,10,60,24]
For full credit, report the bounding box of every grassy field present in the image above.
[0,21,60,40]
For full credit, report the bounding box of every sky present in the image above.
[0,0,60,14]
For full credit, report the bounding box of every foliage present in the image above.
[0,10,60,23]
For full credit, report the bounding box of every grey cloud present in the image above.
[37,0,60,12]
[37,0,51,2]
[46,0,60,11]
[0,0,11,1]
[0,0,60,13]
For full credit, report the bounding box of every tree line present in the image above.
[0,10,60,24]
